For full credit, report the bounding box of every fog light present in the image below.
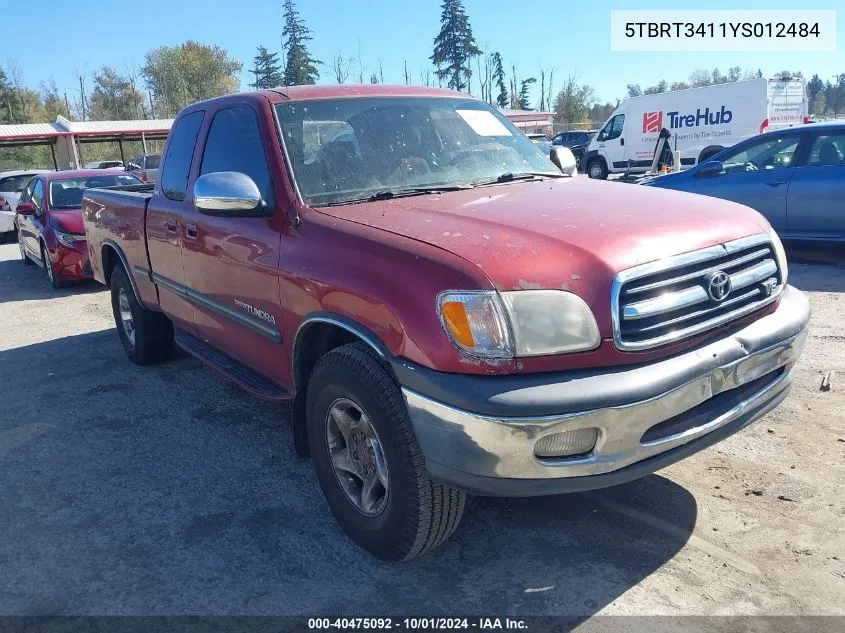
[534,428,598,458]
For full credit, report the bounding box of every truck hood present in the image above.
[49,209,85,235]
[317,177,770,296]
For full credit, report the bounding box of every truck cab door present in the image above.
[179,103,288,388]
[693,133,803,236]
[146,110,205,334]
[595,113,626,172]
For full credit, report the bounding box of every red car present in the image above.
[16,169,141,288]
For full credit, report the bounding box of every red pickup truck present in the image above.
[82,85,810,561]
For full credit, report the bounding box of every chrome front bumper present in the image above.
[399,286,810,496]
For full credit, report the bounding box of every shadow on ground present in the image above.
[786,246,845,294]
[0,257,104,304]
[0,330,697,617]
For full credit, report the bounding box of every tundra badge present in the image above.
[234,299,277,325]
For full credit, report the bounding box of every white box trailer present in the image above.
[582,77,807,179]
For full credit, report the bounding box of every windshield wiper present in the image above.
[473,171,566,187]
[321,184,474,207]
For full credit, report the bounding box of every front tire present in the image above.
[42,243,68,289]
[109,265,174,365]
[306,342,466,561]
[587,159,608,180]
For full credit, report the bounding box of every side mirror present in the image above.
[193,171,268,217]
[15,202,36,215]
[697,160,724,177]
[550,146,578,176]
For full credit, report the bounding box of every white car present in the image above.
[0,170,50,241]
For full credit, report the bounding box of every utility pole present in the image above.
[78,75,87,121]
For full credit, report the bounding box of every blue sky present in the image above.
[3,0,842,110]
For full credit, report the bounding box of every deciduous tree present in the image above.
[143,41,241,117]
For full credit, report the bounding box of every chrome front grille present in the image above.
[612,234,784,351]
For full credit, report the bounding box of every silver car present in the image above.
[125,154,161,183]
[0,170,50,241]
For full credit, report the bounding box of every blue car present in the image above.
[642,122,845,244]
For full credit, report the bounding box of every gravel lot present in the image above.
[0,241,843,619]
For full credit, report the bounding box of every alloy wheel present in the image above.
[325,397,389,516]
[43,249,55,283]
[118,288,136,347]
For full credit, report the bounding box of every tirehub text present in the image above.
[665,106,733,129]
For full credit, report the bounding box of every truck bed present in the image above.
[81,185,155,293]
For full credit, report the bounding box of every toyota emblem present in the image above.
[706,271,732,302]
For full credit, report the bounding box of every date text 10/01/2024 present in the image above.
[625,22,821,38]
[307,618,528,630]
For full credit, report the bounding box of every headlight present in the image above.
[769,228,788,285]
[54,228,85,248]
[500,290,600,355]
[437,290,601,358]
[437,292,512,358]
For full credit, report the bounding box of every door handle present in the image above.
[620,138,625,146]
[185,222,198,239]
[766,179,786,187]
[164,218,178,233]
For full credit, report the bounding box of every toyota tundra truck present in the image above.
[82,85,810,561]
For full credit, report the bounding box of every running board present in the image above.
[175,330,291,401]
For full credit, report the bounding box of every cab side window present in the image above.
[598,115,625,141]
[160,110,205,201]
[200,106,275,209]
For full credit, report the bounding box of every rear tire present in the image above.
[109,264,174,365]
[306,342,466,561]
[587,159,608,180]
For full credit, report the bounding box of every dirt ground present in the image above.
[0,241,842,619]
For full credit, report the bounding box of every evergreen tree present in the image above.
[518,77,536,110]
[492,52,508,108]
[282,0,319,85]
[251,46,284,89]
[430,0,481,92]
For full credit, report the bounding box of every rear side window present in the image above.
[146,155,161,169]
[0,174,36,192]
[200,106,274,208]
[805,134,845,166]
[160,111,204,201]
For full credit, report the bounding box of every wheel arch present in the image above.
[292,313,391,393]
[290,313,394,459]
[100,240,143,304]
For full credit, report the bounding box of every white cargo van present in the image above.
[583,77,807,179]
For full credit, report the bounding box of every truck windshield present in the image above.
[49,175,141,209]
[275,97,558,206]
